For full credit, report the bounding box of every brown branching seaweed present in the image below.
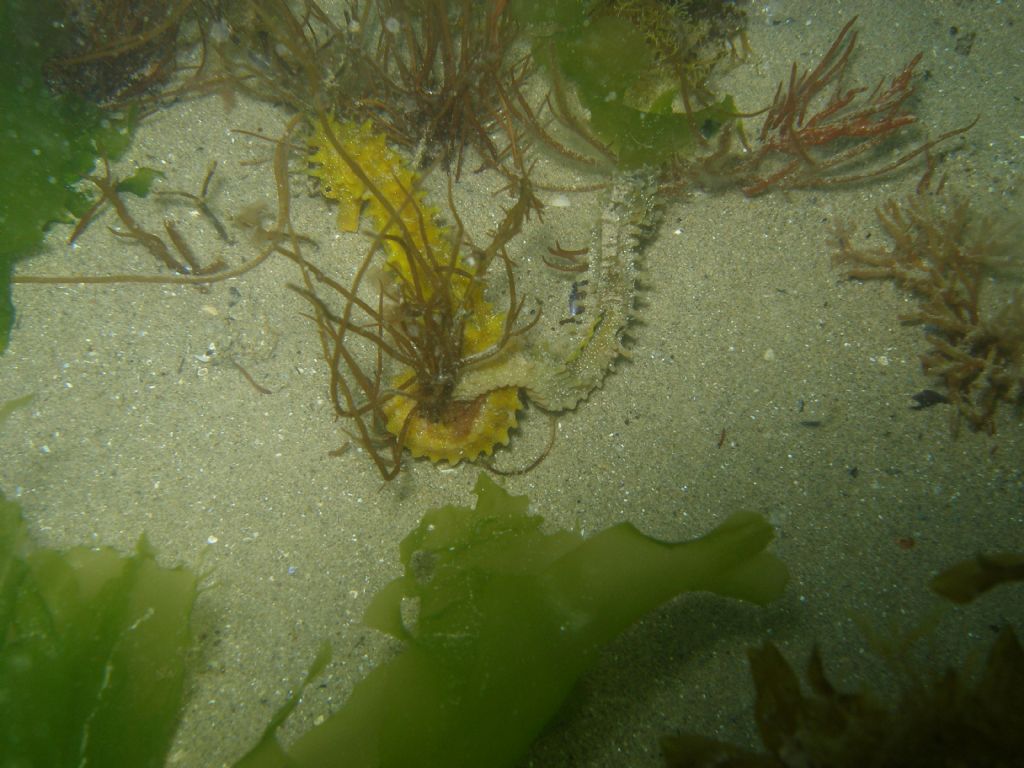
[44,0,199,106]
[13,120,298,288]
[212,0,345,112]
[212,1,534,179]
[663,629,1024,768]
[340,0,529,177]
[833,188,1023,434]
[689,18,974,195]
[663,554,1024,768]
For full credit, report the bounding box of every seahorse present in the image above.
[455,171,661,412]
[307,117,521,465]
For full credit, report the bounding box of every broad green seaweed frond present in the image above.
[235,474,788,768]
[0,494,199,767]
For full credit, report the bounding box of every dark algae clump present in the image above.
[930,552,1024,604]
[663,630,1024,768]
[661,555,1024,768]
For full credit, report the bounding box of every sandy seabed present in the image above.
[2,1,1022,766]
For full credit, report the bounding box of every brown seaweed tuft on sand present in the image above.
[833,186,1023,434]
[684,18,974,196]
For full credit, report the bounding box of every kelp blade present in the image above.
[236,474,787,768]
[0,493,198,767]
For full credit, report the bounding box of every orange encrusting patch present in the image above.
[308,116,521,466]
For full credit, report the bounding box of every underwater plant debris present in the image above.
[662,629,1024,768]
[341,0,530,177]
[662,552,1024,768]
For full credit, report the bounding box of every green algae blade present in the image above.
[0,495,199,767]
[236,474,788,768]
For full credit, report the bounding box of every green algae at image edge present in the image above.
[0,0,134,352]
[0,492,200,767]
[234,473,789,768]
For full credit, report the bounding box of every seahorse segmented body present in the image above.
[532,171,660,410]
[307,118,521,465]
[457,172,661,412]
